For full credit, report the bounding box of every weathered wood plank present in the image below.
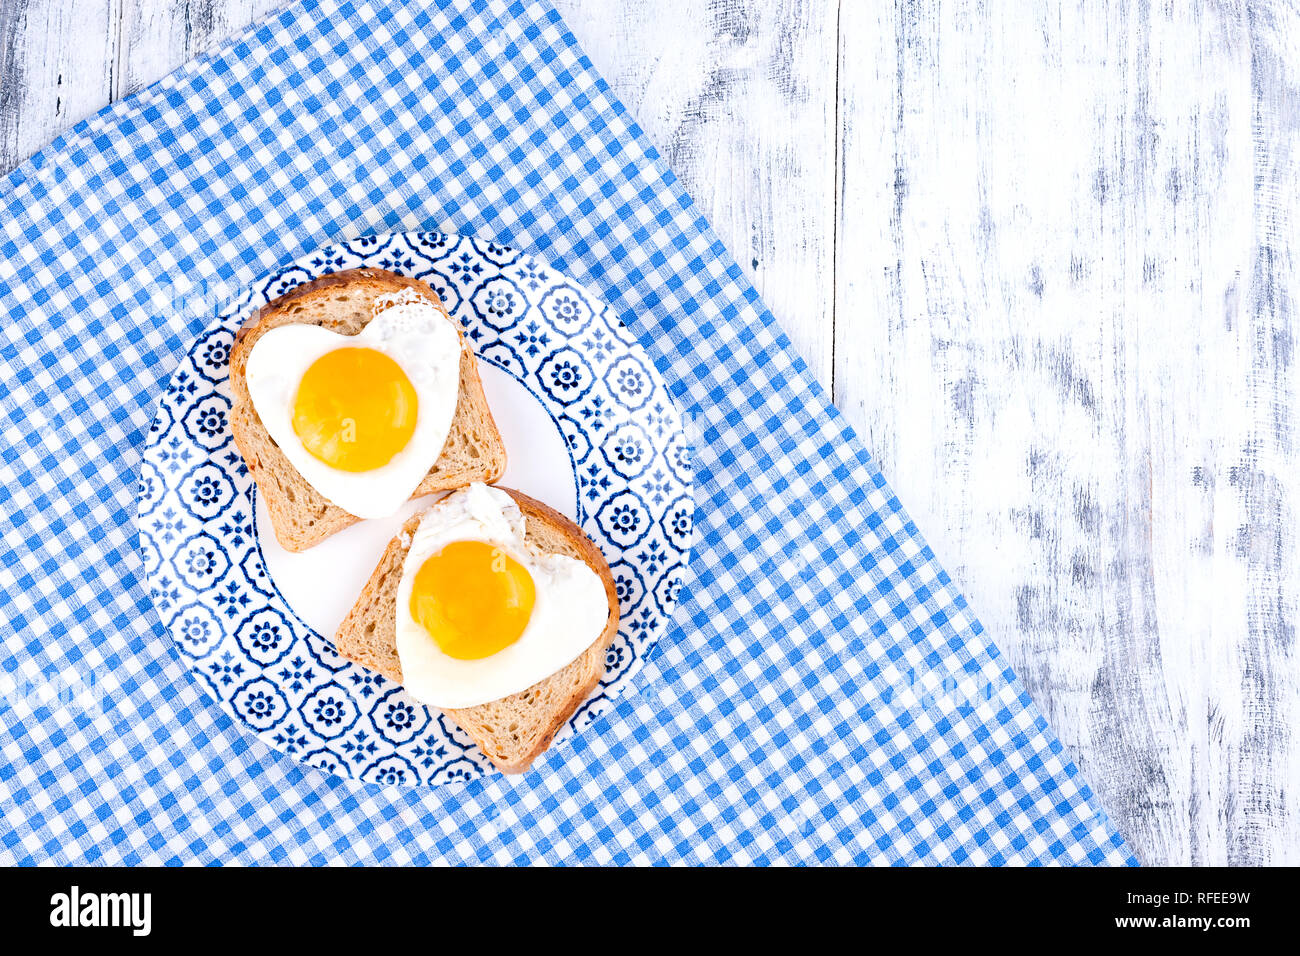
[555,0,839,385]
[0,0,119,173]
[0,0,282,177]
[114,0,281,98]
[835,0,1298,865]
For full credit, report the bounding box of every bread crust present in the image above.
[229,268,506,551]
[335,488,620,774]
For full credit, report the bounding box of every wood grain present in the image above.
[0,0,281,172]
[1,0,1296,865]
[833,0,1298,866]
[0,0,117,165]
[559,0,838,383]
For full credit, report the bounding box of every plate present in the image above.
[137,233,693,787]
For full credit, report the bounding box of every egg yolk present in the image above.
[409,541,537,660]
[291,347,418,472]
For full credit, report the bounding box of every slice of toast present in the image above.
[230,268,506,551]
[335,488,619,774]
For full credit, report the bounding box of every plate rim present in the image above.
[136,229,695,788]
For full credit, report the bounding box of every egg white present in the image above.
[244,294,462,519]
[394,484,610,710]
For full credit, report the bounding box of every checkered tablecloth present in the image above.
[0,0,1135,864]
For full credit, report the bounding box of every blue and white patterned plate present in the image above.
[137,232,693,787]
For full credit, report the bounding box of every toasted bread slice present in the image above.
[335,488,619,774]
[230,268,506,551]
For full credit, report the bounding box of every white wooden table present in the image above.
[3,0,1296,866]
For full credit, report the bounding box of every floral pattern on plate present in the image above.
[137,233,693,787]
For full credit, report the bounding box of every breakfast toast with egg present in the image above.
[335,488,619,774]
[230,268,506,551]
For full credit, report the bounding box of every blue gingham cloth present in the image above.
[0,0,1135,865]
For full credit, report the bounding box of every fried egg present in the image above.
[395,483,609,709]
[244,292,461,519]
